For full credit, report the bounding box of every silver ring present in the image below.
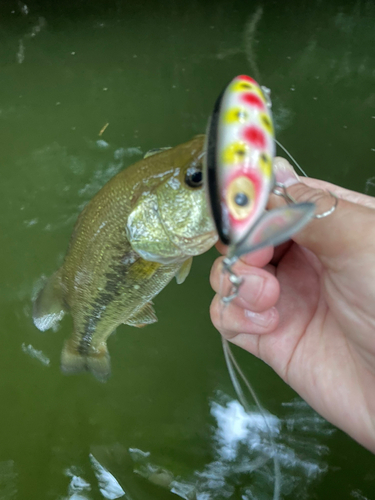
[273,183,338,219]
[314,191,338,219]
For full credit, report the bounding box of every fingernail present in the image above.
[244,307,277,327]
[245,273,265,290]
[273,157,300,187]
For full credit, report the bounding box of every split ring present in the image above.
[314,191,338,219]
[273,183,338,219]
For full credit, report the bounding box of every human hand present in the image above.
[210,157,375,453]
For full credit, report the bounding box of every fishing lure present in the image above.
[205,75,316,301]
[204,75,321,500]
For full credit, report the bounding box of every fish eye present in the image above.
[185,165,203,188]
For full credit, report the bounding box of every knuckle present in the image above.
[290,183,327,204]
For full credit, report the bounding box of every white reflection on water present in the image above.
[129,393,333,499]
[89,454,126,500]
[64,458,128,500]
[351,490,370,500]
[211,399,280,460]
[21,343,50,366]
[64,467,91,500]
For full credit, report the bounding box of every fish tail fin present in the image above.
[86,345,111,382]
[61,338,86,375]
[33,269,66,331]
[61,339,111,382]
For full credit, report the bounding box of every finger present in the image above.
[270,158,375,263]
[271,240,293,266]
[240,246,274,267]
[301,178,375,209]
[210,294,279,338]
[215,241,227,255]
[215,241,274,268]
[274,156,375,208]
[271,184,375,262]
[210,257,280,312]
[272,157,375,258]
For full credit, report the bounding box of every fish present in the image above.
[33,135,218,381]
[205,74,315,264]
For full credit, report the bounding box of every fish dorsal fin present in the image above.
[175,257,193,284]
[234,202,315,258]
[143,147,172,159]
[125,302,158,327]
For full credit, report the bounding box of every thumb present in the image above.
[269,158,375,264]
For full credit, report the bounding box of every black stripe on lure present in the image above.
[205,75,316,302]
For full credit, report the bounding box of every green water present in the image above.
[1,0,375,498]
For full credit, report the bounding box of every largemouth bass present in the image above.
[33,135,217,381]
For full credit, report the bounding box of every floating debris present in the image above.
[99,123,109,136]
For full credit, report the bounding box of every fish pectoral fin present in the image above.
[175,257,193,284]
[33,269,66,331]
[61,338,111,383]
[125,302,158,327]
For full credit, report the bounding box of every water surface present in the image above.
[0,0,374,498]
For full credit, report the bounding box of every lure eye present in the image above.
[185,165,203,188]
[234,192,249,206]
[226,176,255,220]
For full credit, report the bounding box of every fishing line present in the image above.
[275,139,308,178]
[218,264,281,500]
[222,338,281,500]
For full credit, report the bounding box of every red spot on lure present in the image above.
[241,93,265,109]
[237,75,257,84]
[243,126,266,149]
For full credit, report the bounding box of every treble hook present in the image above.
[222,256,243,303]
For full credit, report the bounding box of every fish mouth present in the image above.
[172,230,218,256]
